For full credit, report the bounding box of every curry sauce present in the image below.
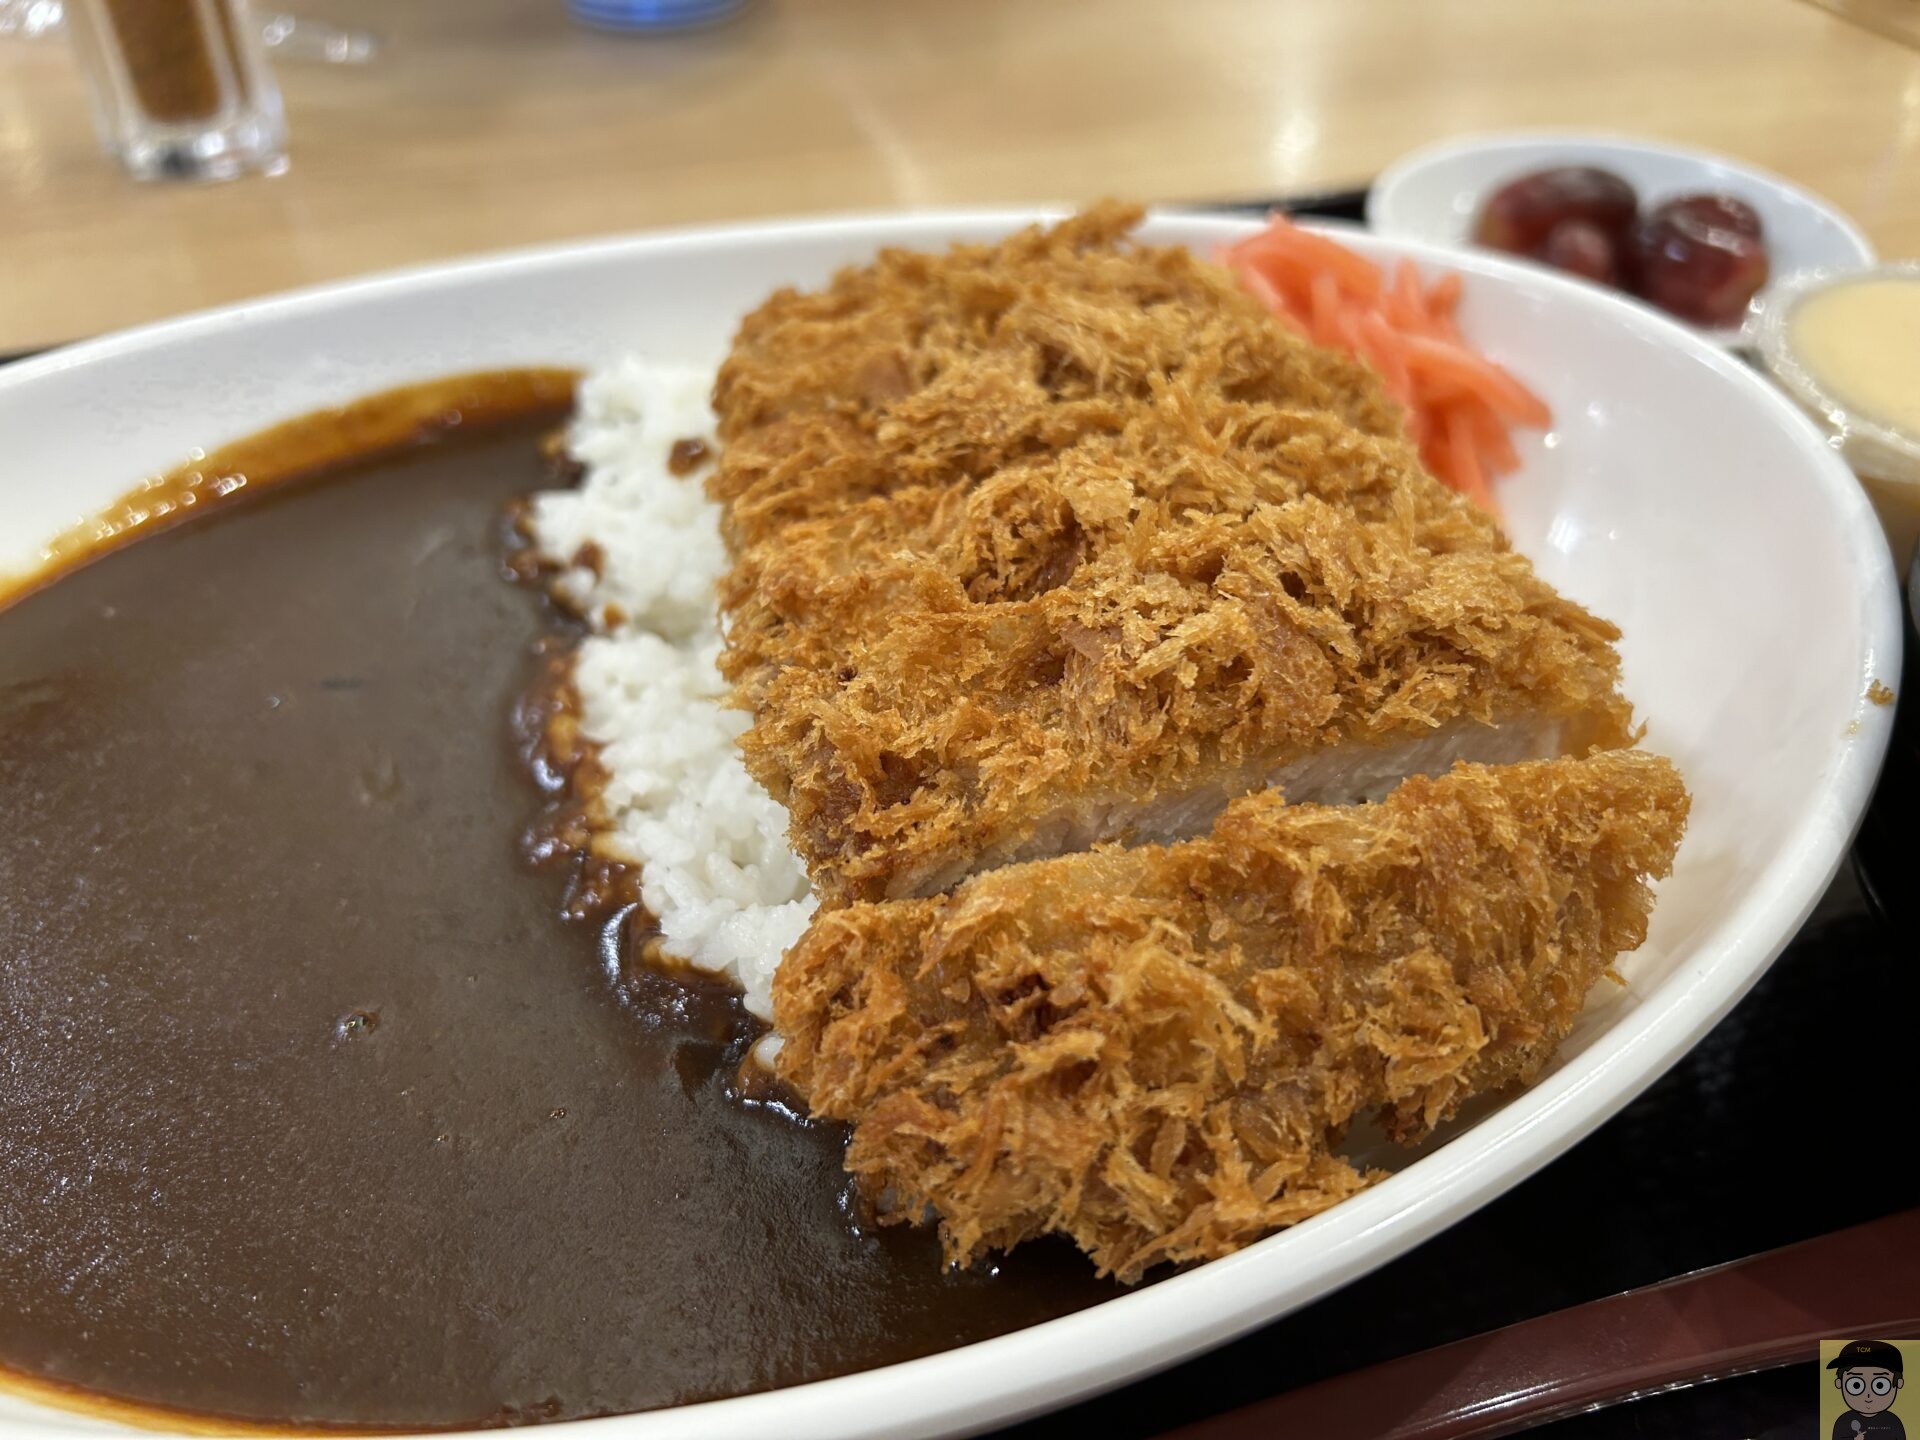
[0,375,1117,1429]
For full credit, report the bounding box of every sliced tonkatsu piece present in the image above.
[713,389,1500,703]
[734,490,1630,902]
[708,201,1405,552]
[774,751,1689,1281]
[707,206,1631,902]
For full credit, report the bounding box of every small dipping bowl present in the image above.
[1753,262,1920,570]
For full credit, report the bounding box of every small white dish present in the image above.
[1752,262,1920,568]
[0,209,1903,1440]
[1368,130,1877,347]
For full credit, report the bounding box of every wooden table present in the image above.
[4,0,1920,352]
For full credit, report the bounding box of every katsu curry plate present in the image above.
[0,206,1899,1439]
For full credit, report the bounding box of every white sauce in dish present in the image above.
[1789,278,1920,440]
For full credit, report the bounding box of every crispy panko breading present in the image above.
[775,752,1688,1281]
[709,204,1633,902]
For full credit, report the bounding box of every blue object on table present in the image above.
[568,0,745,31]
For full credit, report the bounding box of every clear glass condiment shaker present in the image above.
[63,0,286,180]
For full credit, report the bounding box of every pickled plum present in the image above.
[1469,165,1773,326]
[1473,166,1639,256]
[1629,195,1770,326]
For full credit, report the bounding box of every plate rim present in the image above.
[0,207,1902,1440]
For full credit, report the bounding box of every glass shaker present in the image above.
[63,0,286,180]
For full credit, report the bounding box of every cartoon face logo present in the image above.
[1843,1366,1904,1417]
[1830,1339,1907,1435]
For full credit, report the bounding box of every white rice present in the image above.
[527,358,813,1026]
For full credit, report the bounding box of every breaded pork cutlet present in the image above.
[710,205,1633,903]
[710,205,1402,548]
[775,751,1688,1281]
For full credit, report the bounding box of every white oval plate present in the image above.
[1367,130,1877,347]
[0,210,1901,1440]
